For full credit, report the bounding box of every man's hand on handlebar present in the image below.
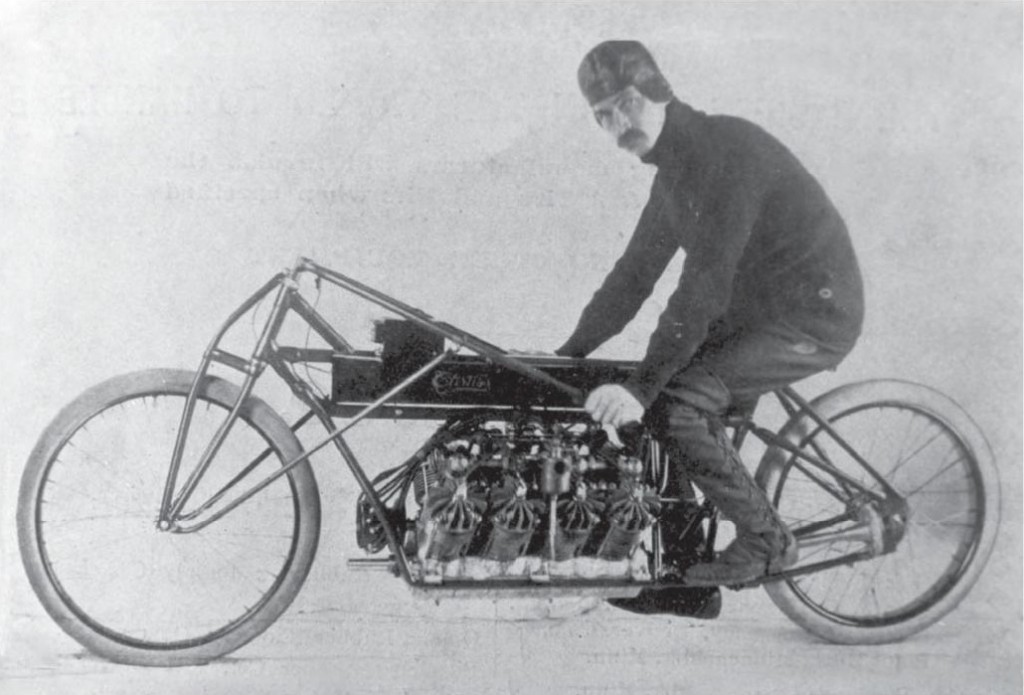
[585,384,645,428]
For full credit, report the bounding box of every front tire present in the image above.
[756,380,999,644]
[17,369,322,666]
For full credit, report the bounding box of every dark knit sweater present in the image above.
[557,99,864,408]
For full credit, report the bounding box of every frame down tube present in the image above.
[158,258,596,586]
[156,267,464,581]
[171,348,454,577]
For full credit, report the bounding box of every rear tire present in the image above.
[18,369,321,666]
[756,380,999,644]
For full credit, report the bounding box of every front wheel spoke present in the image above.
[201,530,296,539]
[44,512,152,526]
[196,533,272,599]
[17,372,325,659]
[165,534,235,626]
[59,552,135,600]
[44,478,142,517]
[65,442,149,500]
[45,531,141,564]
[202,532,291,559]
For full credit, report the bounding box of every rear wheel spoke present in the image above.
[773,402,984,627]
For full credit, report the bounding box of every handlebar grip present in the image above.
[616,421,645,451]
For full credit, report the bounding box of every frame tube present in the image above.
[159,272,286,523]
[162,258,908,594]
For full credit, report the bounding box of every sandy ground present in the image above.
[3,566,1018,695]
[3,470,1020,695]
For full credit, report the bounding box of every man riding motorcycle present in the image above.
[557,40,864,618]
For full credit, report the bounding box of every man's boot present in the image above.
[607,584,722,619]
[607,483,722,619]
[683,426,798,587]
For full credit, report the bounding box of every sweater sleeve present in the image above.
[623,151,772,408]
[556,179,677,358]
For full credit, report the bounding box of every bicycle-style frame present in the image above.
[156,256,907,591]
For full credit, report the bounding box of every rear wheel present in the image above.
[757,380,999,644]
[17,369,321,666]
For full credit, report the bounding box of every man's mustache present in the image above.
[617,129,646,149]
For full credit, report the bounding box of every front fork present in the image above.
[157,269,298,529]
[150,259,439,583]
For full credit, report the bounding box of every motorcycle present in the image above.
[16,257,1001,666]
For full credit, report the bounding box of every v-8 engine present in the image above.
[408,417,661,583]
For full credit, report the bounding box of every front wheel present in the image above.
[17,369,322,666]
[756,380,1000,644]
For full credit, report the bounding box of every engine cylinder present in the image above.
[481,495,538,561]
[410,416,660,578]
[416,481,483,561]
[547,495,601,560]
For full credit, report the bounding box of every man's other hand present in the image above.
[585,384,645,427]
